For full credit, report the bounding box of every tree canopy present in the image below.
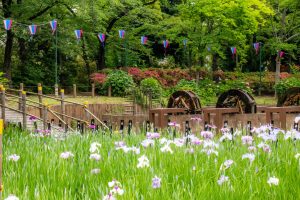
[0,0,299,87]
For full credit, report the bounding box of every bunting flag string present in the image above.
[163,40,169,57]
[141,36,148,45]
[98,33,106,47]
[163,40,169,49]
[119,30,125,39]
[1,17,285,61]
[3,19,13,31]
[98,33,106,44]
[253,42,260,55]
[29,25,37,35]
[50,20,57,34]
[231,47,237,60]
[75,29,83,40]
[279,51,284,58]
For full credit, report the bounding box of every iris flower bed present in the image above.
[3,124,300,199]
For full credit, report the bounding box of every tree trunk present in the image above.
[97,43,105,70]
[275,56,281,97]
[82,39,91,84]
[212,53,218,71]
[18,38,27,77]
[3,30,13,82]
[2,0,13,83]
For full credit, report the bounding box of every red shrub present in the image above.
[143,69,160,79]
[127,67,144,82]
[90,73,107,84]
[280,72,291,79]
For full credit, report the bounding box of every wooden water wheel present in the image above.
[216,89,256,113]
[167,90,201,114]
[277,87,300,107]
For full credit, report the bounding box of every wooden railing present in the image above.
[0,83,108,132]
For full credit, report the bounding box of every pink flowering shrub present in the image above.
[127,67,144,82]
[90,73,107,84]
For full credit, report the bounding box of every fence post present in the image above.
[22,91,27,130]
[108,86,112,97]
[43,103,48,131]
[0,87,5,123]
[19,83,23,110]
[38,83,43,118]
[55,84,58,97]
[92,83,95,97]
[61,89,65,130]
[84,101,89,122]
[149,93,152,109]
[0,119,3,196]
[73,84,77,98]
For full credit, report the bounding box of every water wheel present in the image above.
[216,89,256,113]
[277,87,300,107]
[167,90,201,114]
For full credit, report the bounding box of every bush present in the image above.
[290,65,300,74]
[215,80,253,95]
[274,77,300,96]
[104,70,135,97]
[127,67,144,83]
[140,78,162,99]
[0,72,8,86]
[90,73,107,84]
[174,79,216,105]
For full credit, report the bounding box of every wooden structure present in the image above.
[149,89,300,131]
[202,107,240,131]
[149,108,186,128]
[0,84,108,132]
[265,106,300,130]
[277,87,300,107]
[167,91,201,114]
[216,89,256,113]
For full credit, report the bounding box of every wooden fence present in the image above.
[0,84,109,132]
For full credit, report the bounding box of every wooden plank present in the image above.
[38,83,43,118]
[22,91,27,129]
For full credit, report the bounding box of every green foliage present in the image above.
[140,78,162,99]
[1,0,300,93]
[172,78,253,105]
[174,79,215,105]
[215,80,253,95]
[0,72,9,86]
[274,77,300,96]
[290,65,300,74]
[103,70,135,97]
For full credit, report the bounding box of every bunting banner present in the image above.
[279,51,284,58]
[29,25,37,35]
[141,36,148,45]
[231,47,236,59]
[50,20,57,34]
[75,29,83,40]
[119,30,125,39]
[98,33,106,43]
[183,39,187,47]
[253,42,260,55]
[163,40,169,48]
[3,19,12,31]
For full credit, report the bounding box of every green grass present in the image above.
[2,127,300,199]
[26,96,129,106]
[254,96,277,106]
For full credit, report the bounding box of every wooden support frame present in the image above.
[38,83,43,118]
[22,91,27,129]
